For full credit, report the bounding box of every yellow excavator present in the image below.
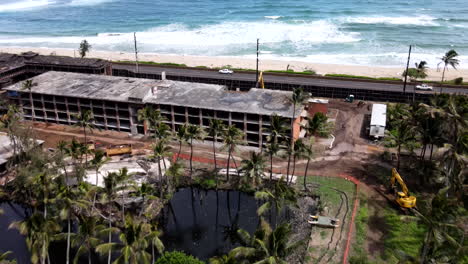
[390,168,417,208]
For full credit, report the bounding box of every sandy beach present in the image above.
[2,46,468,82]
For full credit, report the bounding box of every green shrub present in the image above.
[155,251,205,264]
[453,77,463,85]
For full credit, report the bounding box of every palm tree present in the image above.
[438,50,459,92]
[69,215,106,264]
[301,140,314,192]
[208,119,226,179]
[290,139,306,185]
[303,112,328,137]
[137,106,155,134]
[145,222,164,264]
[21,79,35,120]
[385,123,418,170]
[266,142,280,181]
[153,122,172,143]
[96,215,152,264]
[415,61,428,79]
[267,114,289,145]
[240,151,266,188]
[287,87,308,178]
[90,150,109,207]
[165,161,185,189]
[255,179,297,224]
[230,219,300,263]
[79,40,91,58]
[222,125,245,181]
[132,182,157,217]
[10,213,61,264]
[0,251,14,263]
[186,124,205,177]
[56,185,89,264]
[151,140,171,194]
[74,110,97,164]
[174,124,189,161]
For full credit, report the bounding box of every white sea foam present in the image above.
[68,0,113,6]
[341,15,439,26]
[264,16,282,20]
[0,20,360,49]
[0,0,54,12]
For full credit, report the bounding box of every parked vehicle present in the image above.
[415,83,433,90]
[369,103,387,139]
[218,69,234,74]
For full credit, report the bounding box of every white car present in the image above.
[415,83,433,90]
[218,69,234,74]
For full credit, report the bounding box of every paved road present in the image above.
[113,63,468,94]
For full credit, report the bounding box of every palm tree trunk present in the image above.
[270,152,273,181]
[397,145,401,170]
[88,250,91,264]
[421,230,432,264]
[189,139,194,177]
[226,150,231,182]
[93,169,99,208]
[107,219,112,264]
[304,156,311,191]
[177,141,182,162]
[84,127,88,166]
[213,135,218,186]
[440,66,447,93]
[158,158,163,196]
[66,215,71,264]
[286,154,291,185]
[290,154,297,185]
[429,144,434,161]
[151,241,155,264]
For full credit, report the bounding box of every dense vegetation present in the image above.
[0,87,323,264]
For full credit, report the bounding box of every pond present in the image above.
[0,187,282,263]
[160,187,266,260]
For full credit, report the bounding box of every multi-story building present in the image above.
[5,71,305,147]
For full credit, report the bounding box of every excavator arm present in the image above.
[390,168,417,208]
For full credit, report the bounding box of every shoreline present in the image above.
[2,46,468,81]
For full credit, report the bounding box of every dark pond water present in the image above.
[160,187,265,260]
[0,187,270,263]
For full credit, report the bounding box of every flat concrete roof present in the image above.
[6,71,302,118]
[0,132,44,166]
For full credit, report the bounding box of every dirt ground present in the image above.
[21,99,390,263]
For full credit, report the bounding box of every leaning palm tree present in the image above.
[174,124,189,161]
[255,180,298,224]
[144,222,165,264]
[222,125,245,182]
[240,151,266,188]
[96,215,152,264]
[10,213,61,264]
[74,110,97,164]
[131,182,157,217]
[438,50,459,92]
[151,140,172,192]
[266,141,280,181]
[301,140,314,192]
[69,215,107,264]
[290,139,307,185]
[208,119,226,178]
[186,124,205,177]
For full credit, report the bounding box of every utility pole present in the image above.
[134,32,139,73]
[256,38,259,84]
[403,45,412,95]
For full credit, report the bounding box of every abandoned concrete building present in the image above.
[5,71,305,147]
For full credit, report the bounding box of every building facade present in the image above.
[6,71,304,147]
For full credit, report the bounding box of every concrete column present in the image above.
[170,105,175,132]
[258,115,263,149]
[53,96,59,122]
[29,92,36,121]
[102,101,108,130]
[41,95,48,122]
[65,97,71,125]
[115,103,120,131]
[129,105,138,135]
[243,113,248,141]
[199,108,203,127]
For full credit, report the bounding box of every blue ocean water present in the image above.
[0,0,467,67]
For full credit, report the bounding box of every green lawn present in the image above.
[296,175,356,206]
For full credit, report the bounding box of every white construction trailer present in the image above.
[369,103,387,139]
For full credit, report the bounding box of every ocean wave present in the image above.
[0,0,54,12]
[68,0,113,6]
[264,16,282,20]
[340,15,439,26]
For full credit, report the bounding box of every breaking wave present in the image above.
[340,15,439,26]
[0,0,54,12]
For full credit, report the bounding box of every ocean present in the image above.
[1,0,467,68]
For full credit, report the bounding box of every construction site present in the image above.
[1,52,466,264]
